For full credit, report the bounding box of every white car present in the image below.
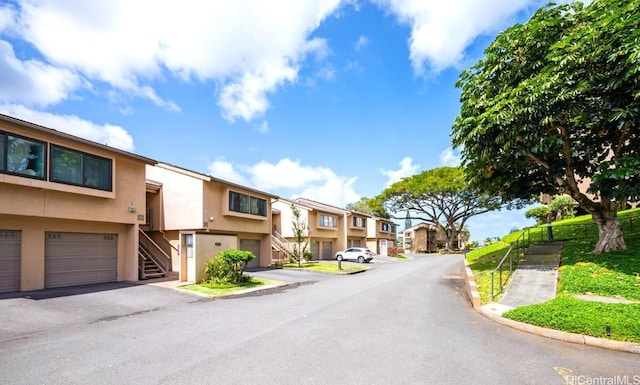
[335,247,374,263]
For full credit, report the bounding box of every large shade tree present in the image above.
[377,167,503,250]
[451,0,640,253]
[346,196,390,219]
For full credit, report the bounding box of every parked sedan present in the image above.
[335,247,374,263]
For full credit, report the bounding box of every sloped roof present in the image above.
[293,197,349,215]
[0,113,157,165]
[154,162,279,199]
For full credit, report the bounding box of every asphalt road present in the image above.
[0,255,638,385]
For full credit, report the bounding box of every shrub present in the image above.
[204,257,234,284]
[204,249,255,284]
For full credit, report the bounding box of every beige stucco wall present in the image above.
[189,233,237,283]
[181,231,272,283]
[272,200,309,238]
[148,164,275,271]
[207,182,271,234]
[146,165,205,230]
[0,118,151,291]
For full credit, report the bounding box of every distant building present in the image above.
[402,222,468,253]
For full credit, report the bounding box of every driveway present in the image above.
[0,282,197,342]
[1,255,637,385]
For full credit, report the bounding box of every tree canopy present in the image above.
[346,196,390,219]
[451,0,640,253]
[377,166,502,250]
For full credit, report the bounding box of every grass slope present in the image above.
[467,208,640,342]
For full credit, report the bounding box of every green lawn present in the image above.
[283,261,368,274]
[467,208,640,342]
[179,277,283,296]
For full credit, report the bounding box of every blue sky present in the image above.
[0,0,584,241]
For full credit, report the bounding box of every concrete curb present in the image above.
[172,280,298,299]
[478,305,640,354]
[463,259,481,309]
[463,260,640,354]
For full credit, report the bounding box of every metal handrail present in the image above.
[490,228,530,301]
[488,213,639,300]
[138,229,171,274]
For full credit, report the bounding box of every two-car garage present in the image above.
[0,231,118,293]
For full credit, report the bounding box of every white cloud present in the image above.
[247,158,334,190]
[0,6,16,32]
[206,157,360,208]
[439,147,461,166]
[207,159,248,186]
[0,104,135,151]
[257,120,269,133]
[345,59,364,74]
[3,0,344,121]
[381,157,420,187]
[372,0,538,74]
[0,40,83,107]
[294,175,360,208]
[355,35,369,51]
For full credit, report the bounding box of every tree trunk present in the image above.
[591,213,626,254]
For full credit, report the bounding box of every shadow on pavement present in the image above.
[0,281,141,301]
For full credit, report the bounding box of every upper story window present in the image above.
[229,191,267,217]
[0,132,46,179]
[381,222,395,233]
[0,131,114,192]
[352,216,366,228]
[319,214,337,228]
[50,145,112,191]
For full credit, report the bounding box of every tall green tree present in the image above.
[452,0,640,253]
[377,167,503,250]
[346,196,390,219]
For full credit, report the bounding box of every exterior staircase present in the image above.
[271,230,292,266]
[138,229,172,279]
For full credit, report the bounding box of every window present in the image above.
[352,217,366,228]
[381,222,395,232]
[229,191,267,217]
[0,132,46,179]
[319,214,337,228]
[50,145,112,191]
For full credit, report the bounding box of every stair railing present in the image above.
[139,229,171,274]
[271,229,292,253]
[490,228,530,301]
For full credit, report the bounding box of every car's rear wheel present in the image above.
[336,255,343,261]
[358,256,365,263]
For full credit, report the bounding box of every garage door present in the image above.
[45,232,117,288]
[239,239,261,269]
[0,231,20,293]
[311,242,319,260]
[321,241,333,260]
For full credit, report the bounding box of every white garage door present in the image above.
[45,232,117,288]
[240,239,261,269]
[0,231,20,293]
